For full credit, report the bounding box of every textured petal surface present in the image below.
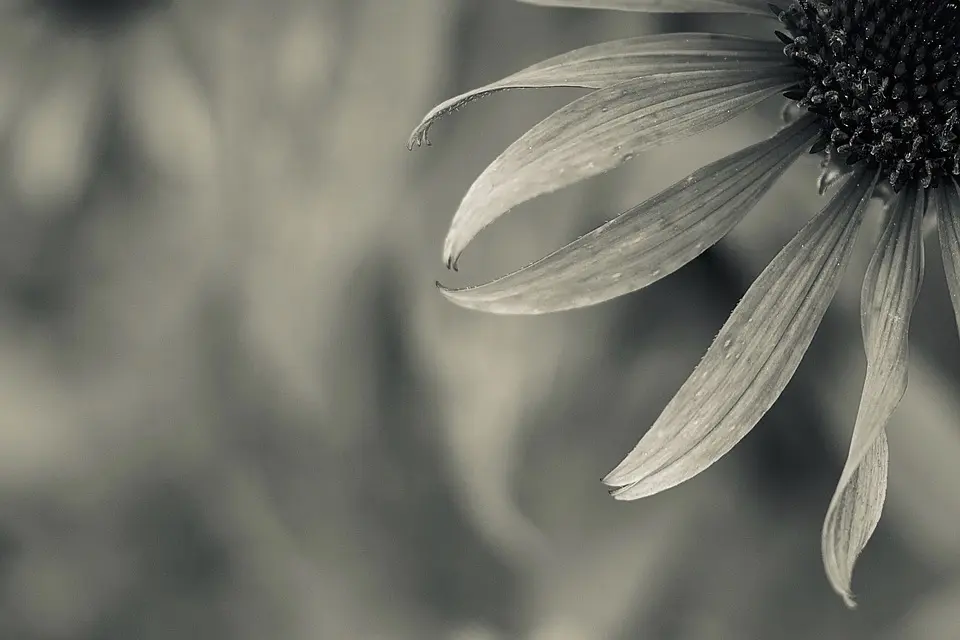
[604,169,878,500]
[408,33,785,148]
[518,0,773,15]
[443,65,798,268]
[936,178,960,342]
[439,115,818,314]
[822,186,926,608]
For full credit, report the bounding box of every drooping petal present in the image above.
[603,168,879,500]
[443,65,799,268]
[439,115,819,314]
[822,185,926,608]
[822,434,889,607]
[408,33,786,148]
[518,0,773,15]
[935,177,960,342]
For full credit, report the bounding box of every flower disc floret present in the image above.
[777,0,960,190]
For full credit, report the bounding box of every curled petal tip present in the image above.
[442,246,460,271]
[828,579,857,609]
[436,282,459,304]
[436,281,465,307]
[601,466,628,488]
[603,463,654,500]
[607,481,645,501]
[602,451,644,488]
[407,124,431,150]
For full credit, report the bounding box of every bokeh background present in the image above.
[0,1,958,638]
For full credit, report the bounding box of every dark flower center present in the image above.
[774,0,960,190]
[29,0,168,31]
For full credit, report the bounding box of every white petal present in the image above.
[444,66,798,268]
[604,169,879,499]
[439,115,818,314]
[408,33,785,148]
[935,178,960,342]
[821,434,889,608]
[822,185,926,608]
[517,0,773,15]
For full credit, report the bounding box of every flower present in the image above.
[0,0,213,214]
[409,0,960,606]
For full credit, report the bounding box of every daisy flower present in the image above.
[0,0,213,214]
[410,0,960,606]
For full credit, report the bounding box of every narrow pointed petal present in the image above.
[822,434,889,608]
[440,115,818,314]
[604,169,879,500]
[822,186,926,608]
[935,178,960,342]
[408,34,785,148]
[443,66,798,268]
[518,0,773,15]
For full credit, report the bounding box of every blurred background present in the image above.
[0,1,958,638]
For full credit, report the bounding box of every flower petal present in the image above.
[935,178,960,342]
[517,0,773,15]
[408,33,786,148]
[822,434,889,608]
[439,115,818,314]
[822,185,926,608]
[443,65,798,268]
[604,168,879,500]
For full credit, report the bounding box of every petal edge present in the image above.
[408,33,786,149]
[822,185,926,607]
[444,65,798,269]
[439,115,819,314]
[604,168,879,500]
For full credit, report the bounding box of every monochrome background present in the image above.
[1,1,958,638]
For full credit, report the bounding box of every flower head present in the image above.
[411,0,960,606]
